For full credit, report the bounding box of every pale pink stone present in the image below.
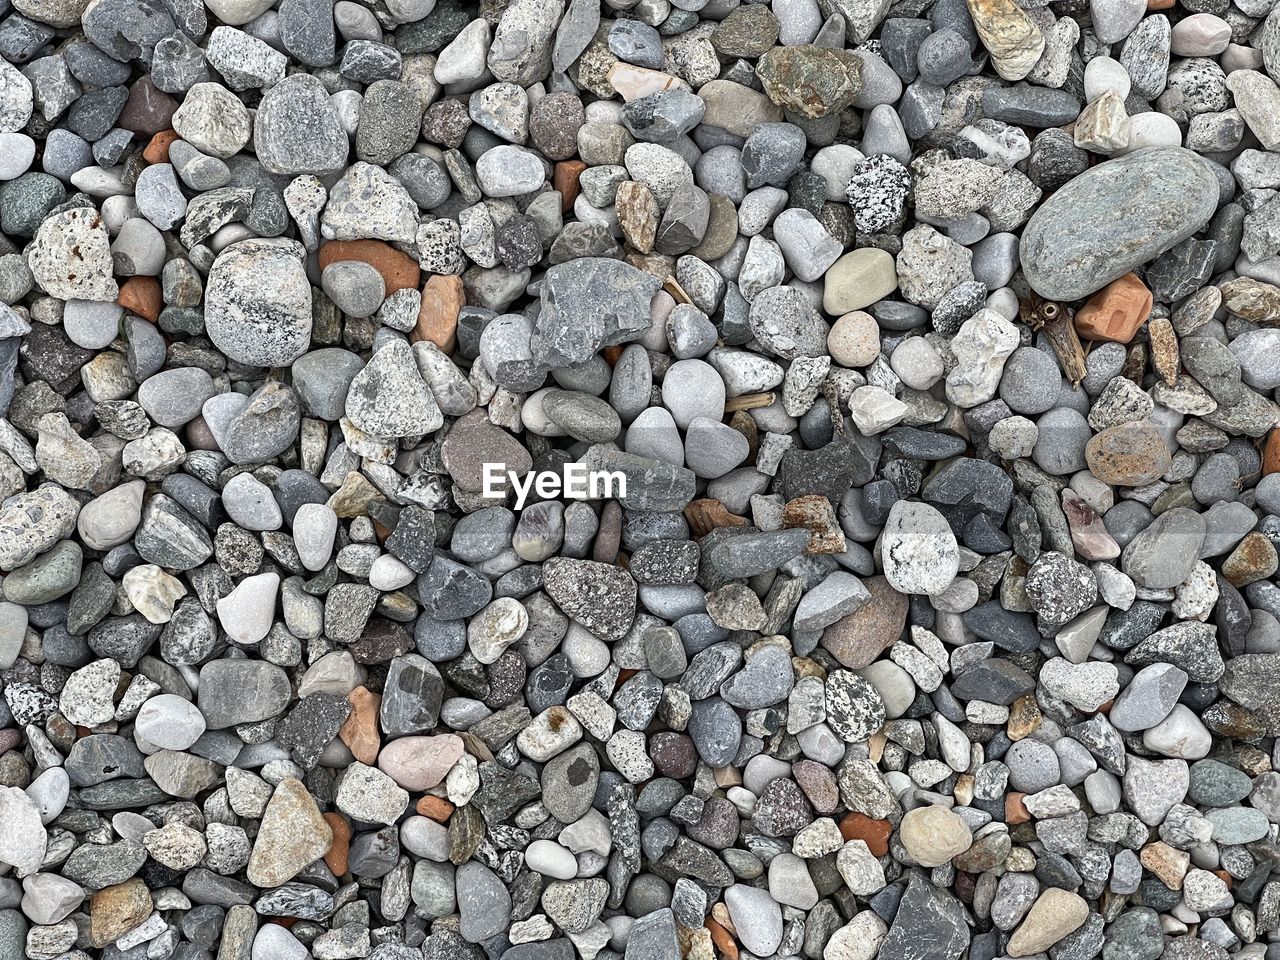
[376,734,465,791]
[1063,489,1120,561]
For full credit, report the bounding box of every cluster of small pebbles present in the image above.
[8,0,1280,958]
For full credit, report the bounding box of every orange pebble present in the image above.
[322,813,350,876]
[318,239,421,295]
[339,687,381,765]
[706,918,738,960]
[1006,792,1030,824]
[1074,273,1153,344]
[143,130,178,164]
[838,812,893,856]
[1264,428,1280,475]
[413,274,464,354]
[554,160,586,212]
[1146,0,1174,8]
[118,276,162,323]
[416,795,455,822]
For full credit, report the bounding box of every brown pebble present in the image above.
[416,795,455,822]
[143,130,179,164]
[1006,694,1042,741]
[616,179,658,253]
[553,160,586,212]
[1264,428,1280,475]
[783,495,846,554]
[90,879,153,947]
[683,498,748,536]
[792,758,839,813]
[118,76,178,135]
[322,813,350,876]
[338,686,381,765]
[118,276,162,323]
[649,732,698,779]
[706,918,738,960]
[1074,272,1152,344]
[1222,531,1279,587]
[1005,793,1030,824]
[1140,840,1189,889]
[821,576,909,670]
[1084,421,1172,487]
[838,812,892,856]
[319,239,421,295]
[413,274,464,354]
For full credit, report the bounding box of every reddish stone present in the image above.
[318,239,420,295]
[143,130,179,164]
[413,274,464,354]
[554,160,586,212]
[1074,272,1153,344]
[322,814,350,876]
[1264,428,1280,475]
[706,919,738,960]
[838,812,892,856]
[338,687,380,765]
[416,796,454,822]
[1006,792,1030,824]
[118,277,161,323]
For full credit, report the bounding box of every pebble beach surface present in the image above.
[4,0,1280,960]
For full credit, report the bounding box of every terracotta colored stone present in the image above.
[839,812,892,856]
[706,918,739,960]
[820,576,909,669]
[90,879,153,947]
[1074,272,1153,344]
[417,795,455,821]
[339,686,381,765]
[554,160,586,212]
[1005,792,1030,825]
[1147,0,1174,9]
[319,239,420,295]
[1264,428,1280,475]
[119,276,162,323]
[322,813,351,876]
[143,130,179,164]
[413,274,464,354]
